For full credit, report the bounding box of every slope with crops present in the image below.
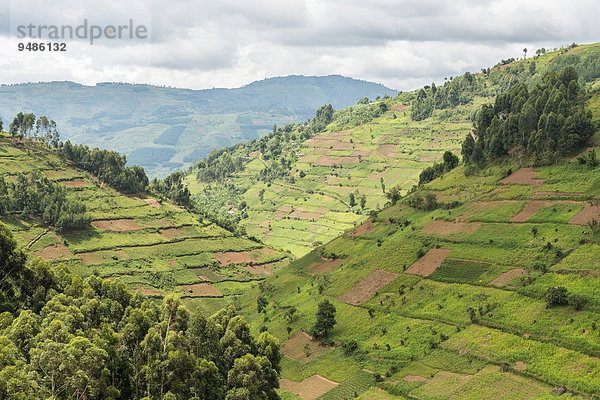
[228,65,600,398]
[0,133,288,316]
[184,43,600,259]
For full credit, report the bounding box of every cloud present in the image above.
[0,0,599,91]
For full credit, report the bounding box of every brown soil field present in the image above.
[281,332,332,363]
[490,268,527,286]
[531,191,581,198]
[213,248,276,266]
[159,226,195,239]
[79,250,128,265]
[339,269,399,305]
[92,218,142,232]
[377,144,398,157]
[405,248,452,276]
[569,203,600,225]
[422,221,481,235]
[279,375,338,400]
[62,179,91,187]
[33,244,73,261]
[289,209,323,220]
[245,263,274,275]
[144,198,161,209]
[510,201,549,222]
[314,156,359,166]
[307,257,345,275]
[347,221,375,236]
[181,283,222,297]
[500,167,545,186]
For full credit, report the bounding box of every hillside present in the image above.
[0,135,288,315]
[230,78,600,398]
[185,43,600,258]
[0,75,396,177]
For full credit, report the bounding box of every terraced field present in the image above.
[236,123,600,398]
[0,137,288,314]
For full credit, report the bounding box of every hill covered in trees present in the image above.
[181,43,600,257]
[0,224,281,399]
[0,75,396,177]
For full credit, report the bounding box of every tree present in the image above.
[380,177,386,193]
[587,218,599,235]
[348,193,356,207]
[523,48,527,59]
[360,194,367,210]
[311,300,336,339]
[226,354,279,400]
[545,286,569,307]
[257,296,269,313]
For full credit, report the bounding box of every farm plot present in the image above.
[62,178,92,187]
[281,331,333,363]
[490,268,527,287]
[307,258,345,275]
[92,218,142,232]
[421,221,481,236]
[405,248,451,276]
[279,375,338,400]
[346,221,374,236]
[509,201,549,222]
[500,167,544,186]
[33,243,74,261]
[180,282,222,297]
[568,203,600,225]
[339,270,399,305]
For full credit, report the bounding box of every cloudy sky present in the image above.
[1,0,599,91]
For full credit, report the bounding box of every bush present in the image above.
[545,286,569,307]
[569,294,587,311]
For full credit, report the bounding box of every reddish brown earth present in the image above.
[500,167,544,186]
[181,283,222,297]
[490,268,527,286]
[405,248,452,276]
[569,203,600,225]
[347,221,375,236]
[33,244,73,261]
[339,269,399,305]
[279,375,338,400]
[422,221,481,235]
[92,219,142,232]
[510,201,549,223]
[307,258,345,275]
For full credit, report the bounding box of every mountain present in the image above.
[184,42,600,258]
[0,75,397,177]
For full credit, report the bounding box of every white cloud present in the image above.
[1,0,598,91]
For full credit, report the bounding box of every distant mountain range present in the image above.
[0,75,396,177]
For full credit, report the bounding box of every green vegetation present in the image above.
[0,225,281,399]
[0,76,396,177]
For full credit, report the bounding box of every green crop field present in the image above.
[0,136,289,314]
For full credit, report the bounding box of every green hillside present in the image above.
[0,135,288,315]
[185,43,600,258]
[212,47,600,399]
[0,75,396,177]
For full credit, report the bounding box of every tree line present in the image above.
[0,224,281,399]
[462,67,594,167]
[59,141,149,194]
[0,172,90,233]
[7,112,61,147]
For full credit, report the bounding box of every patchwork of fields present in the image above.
[186,98,480,257]
[0,137,288,315]
[235,137,600,398]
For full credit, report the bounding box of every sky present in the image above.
[0,0,599,91]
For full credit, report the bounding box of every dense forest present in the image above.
[0,172,90,232]
[0,225,281,400]
[462,67,594,166]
